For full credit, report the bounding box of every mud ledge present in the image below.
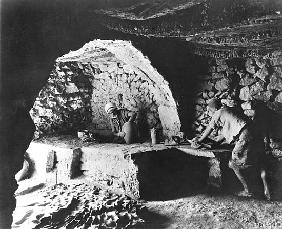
[26,136,233,200]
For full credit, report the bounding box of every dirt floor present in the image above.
[12,180,282,229]
[140,194,282,229]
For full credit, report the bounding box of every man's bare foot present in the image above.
[236,190,253,198]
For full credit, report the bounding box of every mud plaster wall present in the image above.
[31,40,181,140]
[193,50,282,158]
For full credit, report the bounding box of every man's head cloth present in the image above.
[105,102,117,114]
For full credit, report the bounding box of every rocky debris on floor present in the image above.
[13,183,145,229]
[145,194,282,229]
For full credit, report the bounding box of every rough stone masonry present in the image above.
[31,40,181,141]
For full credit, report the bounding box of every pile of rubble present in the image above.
[31,184,146,229]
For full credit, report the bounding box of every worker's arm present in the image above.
[194,109,221,144]
[198,126,213,143]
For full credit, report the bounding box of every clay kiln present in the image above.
[31,40,181,142]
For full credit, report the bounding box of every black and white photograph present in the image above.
[1,0,282,228]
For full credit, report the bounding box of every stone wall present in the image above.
[30,66,93,138]
[193,50,282,157]
[31,40,181,140]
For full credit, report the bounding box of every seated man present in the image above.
[192,98,268,198]
[105,102,138,144]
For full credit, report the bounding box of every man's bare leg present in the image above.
[260,169,271,200]
[229,161,252,196]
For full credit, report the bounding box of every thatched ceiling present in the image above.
[97,0,282,58]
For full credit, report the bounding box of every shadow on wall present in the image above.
[132,148,209,201]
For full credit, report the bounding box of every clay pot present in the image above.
[122,121,138,144]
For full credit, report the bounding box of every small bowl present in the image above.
[77,131,87,139]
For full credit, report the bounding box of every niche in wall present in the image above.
[31,40,181,141]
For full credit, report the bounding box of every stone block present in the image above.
[202,91,209,99]
[270,52,282,66]
[268,72,282,91]
[245,59,257,74]
[250,80,265,95]
[221,99,237,108]
[275,92,282,103]
[254,66,269,81]
[252,91,272,102]
[239,86,252,101]
[241,101,252,110]
[211,72,225,79]
[215,78,232,91]
[57,71,65,77]
[244,109,256,118]
[225,68,236,76]
[239,74,256,86]
[216,59,228,72]
[65,83,79,93]
[255,57,267,68]
[217,65,228,72]
[274,66,282,75]
[215,58,227,66]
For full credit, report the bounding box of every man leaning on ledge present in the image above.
[191,98,270,200]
